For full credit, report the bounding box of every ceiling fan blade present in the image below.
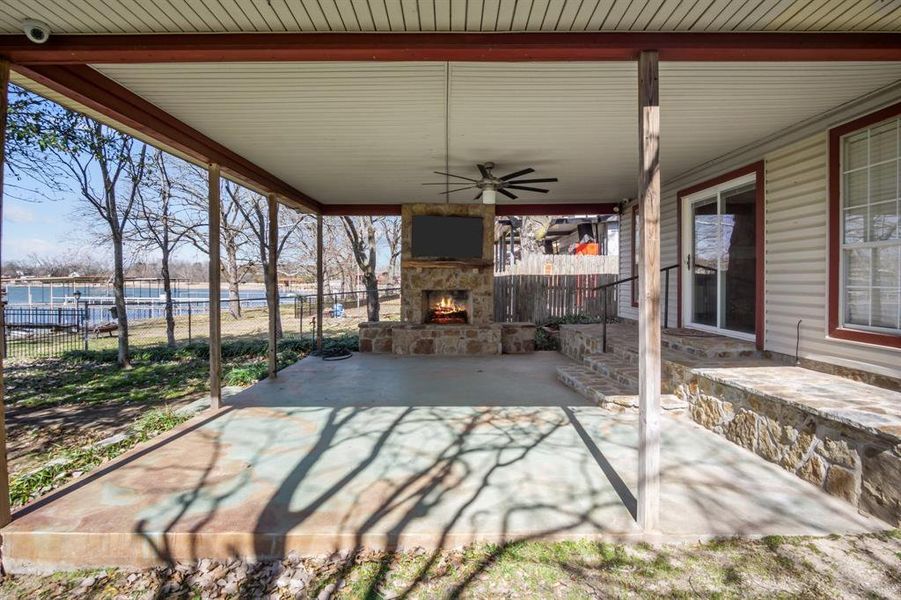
[433,171,479,183]
[500,167,535,181]
[422,182,467,185]
[477,163,490,178]
[507,177,558,184]
[440,186,476,195]
[498,188,518,200]
[506,185,549,193]
[474,191,483,201]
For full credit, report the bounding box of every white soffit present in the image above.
[89,61,901,205]
[2,0,900,32]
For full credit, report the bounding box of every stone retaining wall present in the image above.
[681,376,900,526]
[359,322,535,356]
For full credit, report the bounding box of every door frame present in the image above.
[676,162,765,350]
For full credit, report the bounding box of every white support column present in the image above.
[316,214,324,352]
[208,164,222,410]
[637,50,661,531]
[267,193,279,379]
[0,58,12,527]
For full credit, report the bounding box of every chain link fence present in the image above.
[3,287,402,359]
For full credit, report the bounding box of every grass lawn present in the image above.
[0,532,898,598]
[3,334,358,508]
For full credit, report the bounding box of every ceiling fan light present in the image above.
[482,188,496,205]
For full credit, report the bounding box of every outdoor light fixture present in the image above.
[73,290,82,301]
[481,188,497,205]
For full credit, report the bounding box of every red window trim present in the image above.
[827,101,901,349]
[631,205,639,308]
[676,161,766,351]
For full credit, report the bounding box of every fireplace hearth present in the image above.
[423,290,470,325]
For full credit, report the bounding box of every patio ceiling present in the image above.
[35,60,895,206]
[1,0,899,33]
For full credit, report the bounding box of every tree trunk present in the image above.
[111,232,131,368]
[364,272,380,322]
[263,260,284,338]
[161,246,175,347]
[224,242,242,319]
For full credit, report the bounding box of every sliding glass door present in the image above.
[683,175,758,339]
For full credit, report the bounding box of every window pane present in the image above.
[872,289,899,329]
[870,200,900,241]
[870,161,897,204]
[845,289,869,326]
[873,245,900,288]
[870,121,898,164]
[845,248,870,287]
[844,207,866,243]
[844,169,868,207]
[844,131,868,171]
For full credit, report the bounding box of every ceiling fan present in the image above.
[423,162,558,204]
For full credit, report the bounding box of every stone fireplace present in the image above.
[359,202,535,355]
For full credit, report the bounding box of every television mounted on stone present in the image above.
[411,215,483,260]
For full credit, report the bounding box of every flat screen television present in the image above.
[411,215,483,260]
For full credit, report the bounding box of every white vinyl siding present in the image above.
[617,189,679,327]
[619,128,900,377]
[765,133,899,376]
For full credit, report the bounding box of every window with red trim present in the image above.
[834,114,901,339]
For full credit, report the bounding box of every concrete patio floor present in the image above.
[2,352,887,571]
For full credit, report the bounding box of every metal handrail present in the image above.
[600,264,679,353]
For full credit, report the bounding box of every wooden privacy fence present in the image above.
[494,274,618,323]
[497,253,619,276]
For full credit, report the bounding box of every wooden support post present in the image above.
[267,193,279,379]
[208,164,222,410]
[0,59,13,527]
[637,50,661,531]
[316,214,324,351]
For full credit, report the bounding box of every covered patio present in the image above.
[1,353,882,571]
[0,1,900,573]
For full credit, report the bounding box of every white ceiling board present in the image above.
[88,61,901,207]
[446,62,637,204]
[3,0,899,32]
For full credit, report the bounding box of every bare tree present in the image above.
[182,169,256,319]
[131,149,199,346]
[339,216,380,321]
[380,216,401,283]
[234,194,307,337]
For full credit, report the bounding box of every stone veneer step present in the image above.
[556,364,687,413]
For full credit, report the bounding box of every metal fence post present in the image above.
[602,291,608,353]
[82,302,89,351]
[188,303,193,344]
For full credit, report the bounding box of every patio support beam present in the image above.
[267,193,279,380]
[3,32,901,63]
[208,164,222,410]
[0,58,12,527]
[316,214,324,352]
[637,50,661,531]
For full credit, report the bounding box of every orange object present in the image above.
[574,242,600,255]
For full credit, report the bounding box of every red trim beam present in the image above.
[2,32,901,64]
[14,63,322,213]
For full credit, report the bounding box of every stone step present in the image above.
[583,353,639,388]
[556,364,687,413]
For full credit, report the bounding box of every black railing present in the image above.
[595,265,679,353]
[294,287,401,338]
[3,304,89,358]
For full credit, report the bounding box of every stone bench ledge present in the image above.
[693,366,901,445]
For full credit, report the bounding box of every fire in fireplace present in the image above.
[423,290,470,325]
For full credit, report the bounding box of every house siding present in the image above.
[618,188,679,327]
[619,126,900,378]
[764,133,899,377]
